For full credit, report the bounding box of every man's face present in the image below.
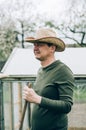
[33,43,55,61]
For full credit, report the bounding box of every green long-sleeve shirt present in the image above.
[31,60,75,130]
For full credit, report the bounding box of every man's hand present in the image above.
[23,85,42,104]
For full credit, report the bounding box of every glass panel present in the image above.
[68,79,86,129]
[3,81,34,130]
[74,80,86,103]
[3,82,13,130]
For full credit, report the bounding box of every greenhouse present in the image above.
[0,47,86,130]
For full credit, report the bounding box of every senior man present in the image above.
[23,28,75,130]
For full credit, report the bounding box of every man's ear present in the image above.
[51,45,56,52]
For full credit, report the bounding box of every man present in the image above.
[23,28,75,130]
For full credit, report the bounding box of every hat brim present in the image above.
[25,37,65,52]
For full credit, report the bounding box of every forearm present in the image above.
[39,97,72,113]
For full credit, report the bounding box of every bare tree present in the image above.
[0,22,18,60]
[0,0,39,60]
[44,0,86,47]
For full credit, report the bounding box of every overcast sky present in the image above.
[34,0,68,15]
[0,0,69,18]
[34,0,69,20]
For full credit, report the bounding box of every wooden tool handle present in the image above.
[19,83,32,130]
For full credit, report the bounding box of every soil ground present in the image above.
[68,103,86,128]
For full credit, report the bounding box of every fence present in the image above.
[69,128,86,130]
[1,77,86,130]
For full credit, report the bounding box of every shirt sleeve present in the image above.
[40,82,74,114]
[39,66,75,114]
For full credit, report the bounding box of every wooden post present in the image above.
[18,82,22,126]
[9,82,14,130]
[19,83,32,130]
[0,80,4,130]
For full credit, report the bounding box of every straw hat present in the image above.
[25,28,65,52]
